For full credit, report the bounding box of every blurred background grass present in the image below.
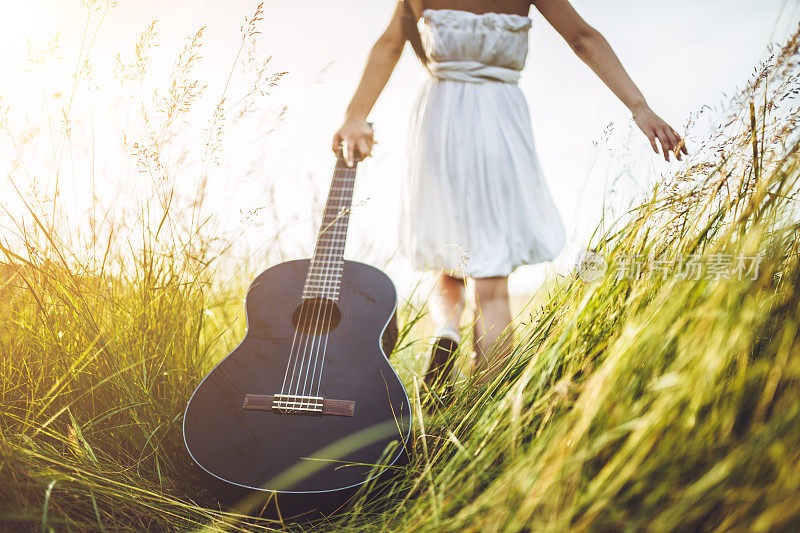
[2,2,800,531]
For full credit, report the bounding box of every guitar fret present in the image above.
[305,275,342,281]
[302,157,359,304]
[302,293,340,300]
[319,223,349,229]
[303,291,339,296]
[303,290,340,297]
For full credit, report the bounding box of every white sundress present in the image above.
[398,8,567,278]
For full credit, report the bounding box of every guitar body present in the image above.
[183,259,411,518]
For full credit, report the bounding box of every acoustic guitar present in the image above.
[183,149,411,518]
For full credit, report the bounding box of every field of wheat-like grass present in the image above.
[2,2,800,531]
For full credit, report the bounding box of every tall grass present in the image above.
[2,3,800,531]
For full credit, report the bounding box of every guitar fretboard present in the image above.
[302,156,357,301]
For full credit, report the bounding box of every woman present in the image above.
[332,0,686,391]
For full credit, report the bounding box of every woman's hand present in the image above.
[632,105,688,162]
[332,118,374,167]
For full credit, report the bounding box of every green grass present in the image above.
[2,6,800,532]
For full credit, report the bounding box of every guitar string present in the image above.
[289,248,323,407]
[305,161,354,401]
[277,154,355,410]
[297,157,349,408]
[280,242,319,408]
[287,161,342,410]
[312,163,355,398]
[278,240,315,401]
[294,154,346,409]
[279,155,345,408]
[300,157,353,402]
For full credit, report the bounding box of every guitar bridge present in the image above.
[243,394,355,417]
[272,394,324,414]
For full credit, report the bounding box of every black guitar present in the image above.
[183,151,411,519]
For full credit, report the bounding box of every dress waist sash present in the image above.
[429,60,521,84]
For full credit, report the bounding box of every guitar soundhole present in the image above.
[292,297,341,336]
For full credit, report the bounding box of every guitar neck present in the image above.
[302,155,358,301]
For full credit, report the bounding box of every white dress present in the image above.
[399,8,567,278]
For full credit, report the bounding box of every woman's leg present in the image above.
[425,272,466,388]
[471,276,514,384]
[430,272,466,333]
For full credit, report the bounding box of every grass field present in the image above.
[2,6,800,532]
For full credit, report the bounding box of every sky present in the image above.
[0,0,798,297]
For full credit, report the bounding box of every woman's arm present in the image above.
[333,1,422,166]
[532,0,688,161]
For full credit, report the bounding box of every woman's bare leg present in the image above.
[431,272,466,333]
[424,273,467,389]
[471,276,514,384]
